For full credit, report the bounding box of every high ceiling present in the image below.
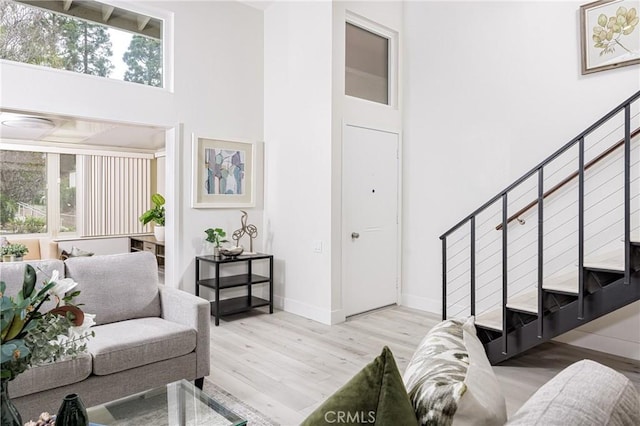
[0,110,166,152]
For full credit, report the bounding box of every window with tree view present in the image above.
[0,0,163,87]
[0,151,48,235]
[1,149,149,237]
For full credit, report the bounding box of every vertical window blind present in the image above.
[82,156,151,237]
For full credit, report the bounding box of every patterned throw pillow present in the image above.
[403,317,506,426]
[61,246,94,260]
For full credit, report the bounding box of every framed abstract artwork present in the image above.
[191,136,255,208]
[580,0,640,74]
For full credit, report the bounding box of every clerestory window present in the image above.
[0,0,165,88]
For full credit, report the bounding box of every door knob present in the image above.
[351,232,360,239]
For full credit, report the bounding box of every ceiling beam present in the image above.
[16,0,161,39]
[137,16,151,32]
[102,5,114,22]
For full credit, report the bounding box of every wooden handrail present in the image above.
[496,127,640,230]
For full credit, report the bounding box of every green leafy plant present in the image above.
[0,243,28,258]
[1,265,94,381]
[8,216,46,234]
[139,193,165,227]
[0,194,17,226]
[204,228,227,247]
[592,6,638,56]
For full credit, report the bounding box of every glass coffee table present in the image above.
[87,380,246,426]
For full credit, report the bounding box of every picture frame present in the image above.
[580,0,640,74]
[191,135,255,208]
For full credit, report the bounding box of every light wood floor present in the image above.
[208,306,640,426]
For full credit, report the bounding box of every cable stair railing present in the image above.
[440,91,640,364]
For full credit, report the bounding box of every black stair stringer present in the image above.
[483,274,640,365]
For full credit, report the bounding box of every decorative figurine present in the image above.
[232,210,258,252]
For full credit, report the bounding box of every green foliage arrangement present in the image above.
[8,216,46,234]
[0,265,95,381]
[0,194,17,226]
[592,6,638,56]
[204,228,227,247]
[139,193,166,227]
[123,35,162,87]
[0,243,28,258]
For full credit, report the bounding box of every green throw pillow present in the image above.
[301,346,418,426]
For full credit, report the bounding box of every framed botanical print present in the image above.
[580,0,640,74]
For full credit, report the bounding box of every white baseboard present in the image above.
[400,293,441,315]
[331,309,346,325]
[273,295,335,325]
[554,330,640,361]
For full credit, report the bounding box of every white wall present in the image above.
[402,1,640,358]
[263,1,334,323]
[0,0,264,293]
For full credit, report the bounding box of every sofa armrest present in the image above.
[506,359,640,425]
[41,240,59,259]
[159,286,211,380]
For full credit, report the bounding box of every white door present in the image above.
[343,124,399,317]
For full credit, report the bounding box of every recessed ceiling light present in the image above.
[1,117,55,130]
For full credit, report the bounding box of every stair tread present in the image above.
[475,309,503,331]
[583,250,624,272]
[543,271,579,294]
[506,289,538,314]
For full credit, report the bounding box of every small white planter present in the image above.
[1,255,22,262]
[154,225,165,241]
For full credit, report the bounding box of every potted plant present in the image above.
[204,228,227,257]
[139,193,166,241]
[1,243,28,262]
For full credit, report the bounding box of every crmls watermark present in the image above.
[324,410,376,424]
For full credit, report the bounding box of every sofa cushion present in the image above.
[9,352,92,398]
[0,259,64,312]
[301,346,417,426]
[403,317,507,426]
[7,238,59,260]
[66,251,161,325]
[88,317,197,376]
[507,359,640,426]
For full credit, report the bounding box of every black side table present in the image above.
[195,253,274,326]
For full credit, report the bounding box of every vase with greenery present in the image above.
[204,228,227,257]
[1,243,28,262]
[139,193,166,241]
[1,265,95,425]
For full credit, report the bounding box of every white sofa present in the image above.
[1,252,210,421]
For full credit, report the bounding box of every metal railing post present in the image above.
[578,137,585,320]
[442,237,447,320]
[624,104,631,285]
[502,193,508,355]
[470,217,476,317]
[537,168,544,338]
